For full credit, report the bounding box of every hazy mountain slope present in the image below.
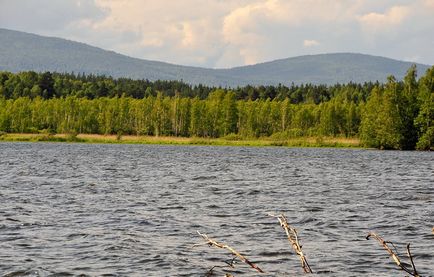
[225,53,431,85]
[0,28,225,85]
[0,28,430,86]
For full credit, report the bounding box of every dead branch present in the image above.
[205,265,217,277]
[269,213,313,273]
[406,243,419,276]
[224,257,236,268]
[366,232,421,277]
[204,258,236,277]
[197,231,264,273]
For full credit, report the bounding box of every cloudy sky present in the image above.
[1,0,434,68]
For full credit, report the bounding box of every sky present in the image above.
[1,0,434,68]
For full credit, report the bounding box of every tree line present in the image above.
[0,65,432,150]
[0,71,373,102]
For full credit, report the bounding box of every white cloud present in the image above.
[358,5,410,33]
[424,0,434,8]
[1,0,434,67]
[220,0,361,65]
[86,0,237,66]
[303,40,320,47]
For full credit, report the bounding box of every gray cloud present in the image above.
[0,0,106,33]
[0,0,433,68]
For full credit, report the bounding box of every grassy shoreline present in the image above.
[0,133,361,148]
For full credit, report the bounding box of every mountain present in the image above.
[0,28,431,86]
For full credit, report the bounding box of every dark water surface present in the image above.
[0,142,433,276]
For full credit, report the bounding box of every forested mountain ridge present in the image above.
[0,28,217,85]
[0,28,431,86]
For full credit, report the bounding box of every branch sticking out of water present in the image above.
[203,258,236,277]
[196,231,265,273]
[366,232,421,277]
[268,213,313,273]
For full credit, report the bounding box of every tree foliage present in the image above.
[0,65,433,150]
[415,67,434,150]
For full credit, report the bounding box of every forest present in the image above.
[0,65,433,150]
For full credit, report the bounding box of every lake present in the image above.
[0,142,433,276]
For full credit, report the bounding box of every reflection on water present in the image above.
[0,142,433,276]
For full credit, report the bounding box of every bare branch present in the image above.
[406,243,419,277]
[204,261,236,277]
[366,232,421,277]
[269,213,313,273]
[224,257,236,268]
[197,231,264,273]
[205,265,217,277]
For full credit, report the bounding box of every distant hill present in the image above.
[0,28,431,86]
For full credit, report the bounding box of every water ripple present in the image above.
[0,143,433,276]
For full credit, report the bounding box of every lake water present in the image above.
[0,142,433,276]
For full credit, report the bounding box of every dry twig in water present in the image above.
[204,258,235,277]
[196,231,264,273]
[366,232,421,277]
[268,213,313,273]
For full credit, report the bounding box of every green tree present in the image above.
[415,66,434,150]
[221,91,238,136]
[189,97,205,137]
[360,78,404,149]
[400,65,420,149]
[39,72,55,99]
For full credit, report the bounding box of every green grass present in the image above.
[0,133,362,148]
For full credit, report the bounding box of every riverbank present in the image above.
[0,133,361,148]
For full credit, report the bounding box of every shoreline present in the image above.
[0,133,361,148]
